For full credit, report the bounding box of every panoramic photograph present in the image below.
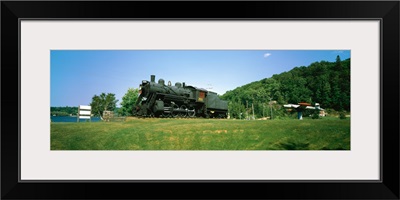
[50,50,351,150]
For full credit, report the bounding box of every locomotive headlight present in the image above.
[138,86,142,94]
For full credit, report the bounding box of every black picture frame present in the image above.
[2,1,399,199]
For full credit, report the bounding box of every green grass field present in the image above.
[51,117,350,150]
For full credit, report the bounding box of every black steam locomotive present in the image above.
[133,75,228,118]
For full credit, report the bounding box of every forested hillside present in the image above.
[221,56,350,119]
[50,106,78,116]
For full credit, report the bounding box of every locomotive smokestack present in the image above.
[151,75,155,83]
[183,82,185,87]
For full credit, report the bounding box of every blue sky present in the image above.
[50,50,350,107]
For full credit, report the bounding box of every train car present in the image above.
[133,75,228,118]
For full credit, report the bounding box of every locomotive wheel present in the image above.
[187,107,196,117]
[172,104,179,118]
[179,105,187,117]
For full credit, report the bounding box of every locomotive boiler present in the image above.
[133,75,228,118]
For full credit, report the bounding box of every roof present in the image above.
[185,85,208,92]
[284,104,324,110]
[298,102,312,106]
[284,104,300,108]
[306,106,324,110]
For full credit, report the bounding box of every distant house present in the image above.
[284,102,325,119]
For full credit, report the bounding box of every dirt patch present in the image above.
[202,130,228,134]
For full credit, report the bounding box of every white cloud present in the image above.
[263,53,271,58]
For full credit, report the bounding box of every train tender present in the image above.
[133,75,228,118]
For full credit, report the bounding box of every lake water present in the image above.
[51,116,102,122]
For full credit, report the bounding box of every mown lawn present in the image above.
[51,117,350,150]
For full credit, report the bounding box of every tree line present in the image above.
[221,56,350,119]
[89,88,139,118]
[50,106,78,116]
[51,89,139,118]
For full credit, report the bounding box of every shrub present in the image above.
[325,108,338,117]
[339,111,346,119]
[312,112,320,119]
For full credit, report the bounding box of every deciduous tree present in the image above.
[119,88,139,116]
[90,93,118,118]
